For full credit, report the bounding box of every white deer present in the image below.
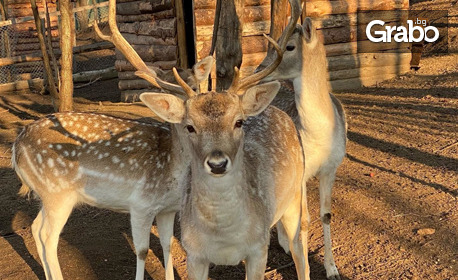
[258,17,347,280]
[11,1,215,279]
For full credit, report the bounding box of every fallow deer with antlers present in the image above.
[132,1,310,279]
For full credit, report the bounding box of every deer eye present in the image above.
[286,45,295,51]
[186,125,196,133]
[234,120,244,128]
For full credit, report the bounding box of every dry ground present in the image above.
[0,53,456,280]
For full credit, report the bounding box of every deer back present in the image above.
[243,105,304,222]
[13,113,184,211]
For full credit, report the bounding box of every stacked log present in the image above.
[194,0,411,91]
[115,0,179,101]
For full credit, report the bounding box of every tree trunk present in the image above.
[215,0,244,91]
[58,0,73,112]
[270,0,288,42]
[31,0,59,110]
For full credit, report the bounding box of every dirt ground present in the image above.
[0,52,456,280]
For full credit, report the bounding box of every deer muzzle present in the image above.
[205,150,231,176]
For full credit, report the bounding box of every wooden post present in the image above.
[215,0,244,91]
[43,0,60,83]
[175,0,188,69]
[58,0,74,112]
[270,0,288,42]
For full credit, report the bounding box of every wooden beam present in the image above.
[175,0,188,68]
[215,0,245,91]
[270,0,288,42]
[58,0,74,112]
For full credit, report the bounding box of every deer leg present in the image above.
[156,211,176,280]
[31,208,51,279]
[319,171,340,280]
[280,194,310,280]
[244,244,268,280]
[186,256,209,280]
[276,221,291,254]
[39,193,77,280]
[130,209,155,280]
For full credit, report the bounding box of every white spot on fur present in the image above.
[36,154,43,164]
[47,158,54,168]
[112,156,120,163]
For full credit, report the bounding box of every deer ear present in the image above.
[302,17,315,42]
[241,81,280,116]
[140,93,185,123]
[193,56,215,83]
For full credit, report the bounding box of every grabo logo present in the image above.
[366,18,440,43]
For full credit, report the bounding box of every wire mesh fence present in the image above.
[73,1,113,74]
[0,1,113,88]
[0,23,45,84]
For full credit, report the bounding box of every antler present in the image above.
[94,0,196,97]
[227,0,301,94]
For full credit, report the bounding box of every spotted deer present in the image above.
[137,2,312,280]
[11,2,215,280]
[257,18,347,280]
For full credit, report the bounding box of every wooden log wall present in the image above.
[115,0,179,101]
[194,0,411,91]
[5,0,59,56]
[0,0,59,82]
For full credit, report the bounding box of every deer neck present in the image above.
[188,153,248,231]
[170,124,192,165]
[293,41,335,136]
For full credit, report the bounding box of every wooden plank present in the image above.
[120,33,177,46]
[197,20,269,40]
[0,54,43,67]
[116,10,174,23]
[195,0,269,9]
[116,0,172,15]
[330,74,398,92]
[175,0,188,68]
[0,78,43,93]
[115,59,177,71]
[328,63,411,81]
[327,52,411,72]
[325,40,410,57]
[73,67,117,82]
[305,0,409,17]
[195,5,269,26]
[119,19,177,38]
[197,35,267,58]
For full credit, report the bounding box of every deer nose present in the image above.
[206,150,229,175]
